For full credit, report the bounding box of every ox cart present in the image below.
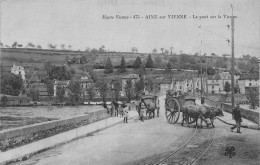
[136,95,160,118]
[165,90,196,124]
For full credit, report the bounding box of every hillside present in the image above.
[0,47,247,73]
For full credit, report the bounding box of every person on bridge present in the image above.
[123,105,129,123]
[201,96,205,105]
[230,104,242,133]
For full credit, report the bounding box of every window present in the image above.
[212,86,214,89]
[212,80,214,83]
[180,86,182,89]
[249,83,251,86]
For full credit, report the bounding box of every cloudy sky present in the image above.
[0,0,259,57]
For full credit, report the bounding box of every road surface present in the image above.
[11,96,260,165]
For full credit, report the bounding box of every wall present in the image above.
[221,103,259,125]
[196,94,259,125]
[0,109,109,151]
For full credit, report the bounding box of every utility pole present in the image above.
[231,5,235,118]
[200,51,203,96]
[206,56,208,96]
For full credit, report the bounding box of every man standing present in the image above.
[123,105,129,123]
[230,104,242,133]
[201,96,205,105]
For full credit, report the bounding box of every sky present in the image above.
[0,0,259,57]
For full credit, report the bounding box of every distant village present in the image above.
[8,60,259,103]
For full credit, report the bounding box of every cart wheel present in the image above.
[165,98,180,124]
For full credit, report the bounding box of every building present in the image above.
[238,73,259,94]
[121,74,140,93]
[11,62,25,81]
[53,80,70,96]
[207,75,221,94]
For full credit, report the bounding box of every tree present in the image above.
[154,56,162,68]
[85,47,91,52]
[56,83,65,106]
[146,54,154,68]
[124,79,133,102]
[211,53,217,57]
[0,73,23,96]
[80,56,87,64]
[133,57,142,69]
[104,57,114,74]
[224,81,231,97]
[96,79,108,104]
[68,80,81,106]
[246,88,259,110]
[17,44,23,48]
[48,65,73,80]
[134,79,144,100]
[113,80,121,101]
[138,63,146,76]
[27,42,35,48]
[132,47,138,53]
[215,58,226,68]
[207,67,216,75]
[118,56,126,73]
[68,45,72,50]
[29,87,39,106]
[152,49,157,54]
[169,56,178,64]
[145,78,154,94]
[170,47,174,55]
[160,48,164,54]
[1,95,8,107]
[165,62,172,72]
[12,42,18,48]
[37,45,42,49]
[89,71,98,83]
[99,45,105,52]
[165,50,169,55]
[60,44,65,50]
[46,79,54,108]
[86,86,95,105]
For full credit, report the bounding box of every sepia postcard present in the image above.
[0,0,259,164]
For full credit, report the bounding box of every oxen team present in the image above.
[181,104,224,128]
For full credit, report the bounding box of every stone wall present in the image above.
[0,109,109,151]
[196,94,259,125]
[221,103,259,125]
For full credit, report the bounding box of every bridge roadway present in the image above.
[11,96,260,165]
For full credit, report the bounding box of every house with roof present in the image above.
[11,62,25,81]
[206,75,221,94]
[238,73,259,94]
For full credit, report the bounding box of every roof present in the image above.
[54,80,70,85]
[239,73,259,80]
[160,79,172,84]
[122,74,139,79]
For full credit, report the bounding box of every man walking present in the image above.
[230,104,242,133]
[157,98,160,117]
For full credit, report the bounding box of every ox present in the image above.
[182,105,224,128]
[199,105,224,128]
